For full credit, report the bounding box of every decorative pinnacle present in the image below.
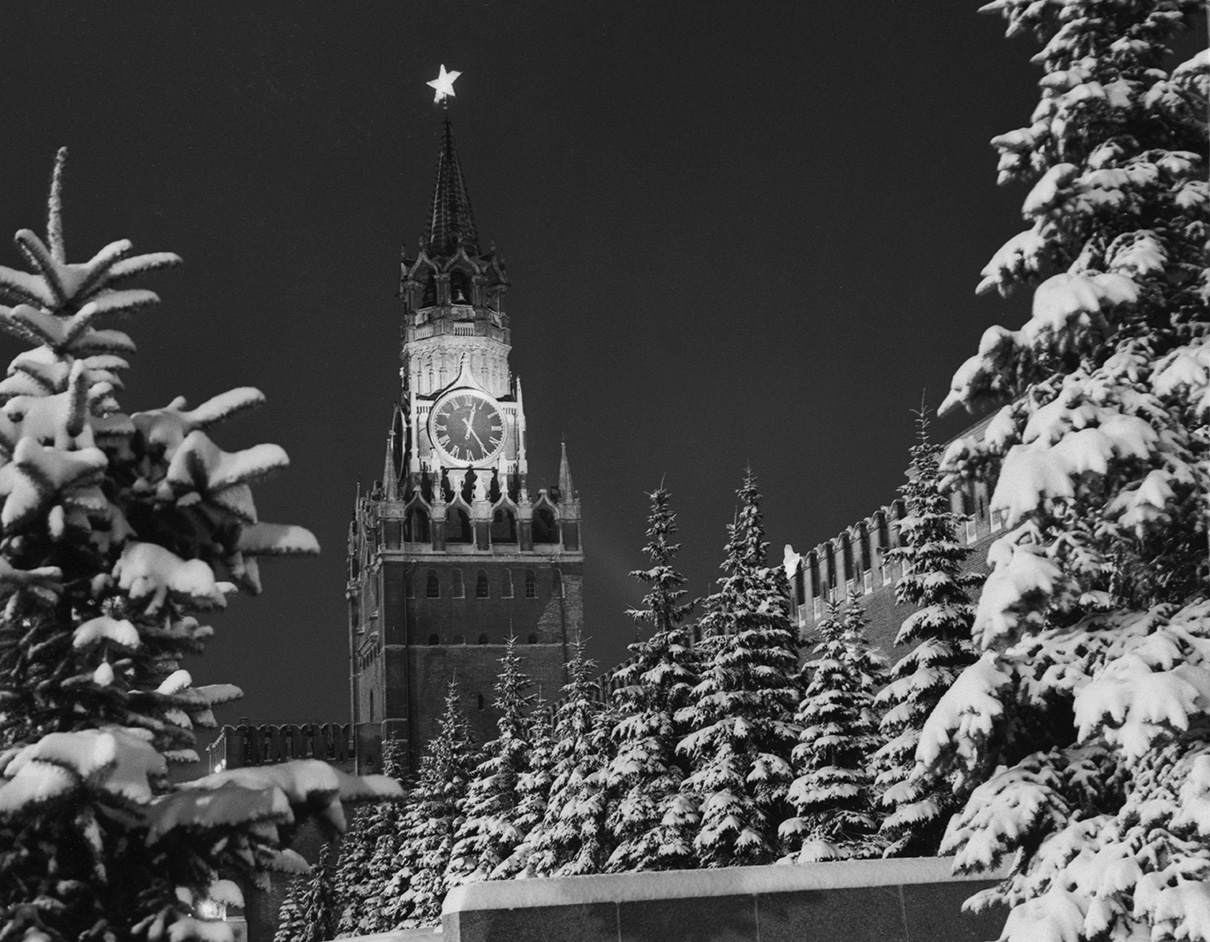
[427,64,461,104]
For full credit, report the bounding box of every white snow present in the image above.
[73,615,140,649]
[112,542,225,612]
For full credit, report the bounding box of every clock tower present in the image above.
[346,93,584,772]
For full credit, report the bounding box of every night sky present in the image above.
[3,3,1168,728]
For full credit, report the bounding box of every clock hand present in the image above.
[462,415,473,440]
[468,427,487,452]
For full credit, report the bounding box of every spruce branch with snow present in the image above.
[922,4,1210,939]
[604,486,700,872]
[0,151,399,942]
[783,596,888,862]
[874,407,983,857]
[677,471,801,867]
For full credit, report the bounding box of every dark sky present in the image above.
[1,2,1087,724]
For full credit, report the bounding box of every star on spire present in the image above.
[427,64,461,104]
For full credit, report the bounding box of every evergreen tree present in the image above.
[272,877,306,942]
[445,637,533,886]
[493,694,554,879]
[522,642,612,876]
[604,485,699,872]
[337,739,409,936]
[920,5,1210,939]
[677,472,801,867]
[783,597,887,862]
[395,683,479,928]
[297,844,338,942]
[0,152,396,942]
[873,407,983,857]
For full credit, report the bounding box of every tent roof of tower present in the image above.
[426,113,480,256]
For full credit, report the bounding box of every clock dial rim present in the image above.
[428,388,507,466]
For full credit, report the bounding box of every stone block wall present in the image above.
[440,857,1007,942]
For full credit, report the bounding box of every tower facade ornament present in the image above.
[346,89,584,771]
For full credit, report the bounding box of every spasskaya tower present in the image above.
[346,68,584,771]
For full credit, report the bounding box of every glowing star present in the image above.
[427,64,461,104]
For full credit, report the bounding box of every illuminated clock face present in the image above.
[429,391,506,465]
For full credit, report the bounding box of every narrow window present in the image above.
[491,508,518,543]
[476,570,490,598]
[426,570,440,598]
[532,507,558,544]
[428,633,439,646]
[446,507,472,544]
[451,570,465,598]
[476,694,485,711]
[404,506,430,542]
[793,566,805,605]
[527,633,539,645]
[478,633,489,645]
[524,569,537,598]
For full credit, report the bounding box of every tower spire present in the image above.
[426,111,480,256]
[558,440,574,501]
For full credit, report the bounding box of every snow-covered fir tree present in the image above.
[272,878,306,942]
[445,637,534,886]
[0,151,397,942]
[296,844,338,942]
[677,472,801,867]
[335,738,409,936]
[916,4,1210,939]
[782,596,887,862]
[520,642,612,877]
[604,485,699,872]
[393,682,479,929]
[873,407,983,857]
[494,694,553,879]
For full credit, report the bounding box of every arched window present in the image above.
[446,506,472,544]
[552,568,564,598]
[809,551,821,598]
[524,569,537,599]
[450,269,471,304]
[422,274,437,306]
[404,506,430,542]
[476,570,490,598]
[501,569,514,598]
[824,544,837,591]
[527,633,539,645]
[532,507,558,544]
[453,633,464,645]
[793,566,805,605]
[451,570,465,598]
[859,524,872,572]
[426,570,440,598]
[491,508,517,543]
[428,633,439,645]
[478,633,489,645]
